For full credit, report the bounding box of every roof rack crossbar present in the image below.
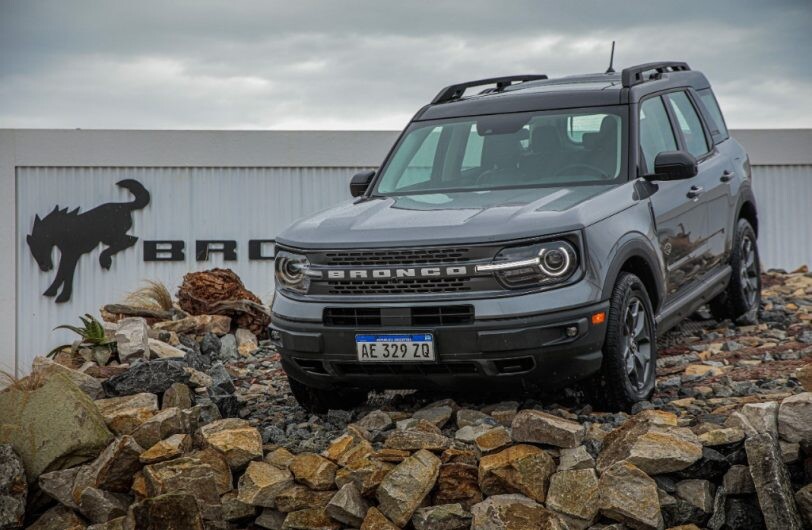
[621,61,690,88]
[431,75,548,104]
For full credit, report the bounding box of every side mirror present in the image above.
[649,151,698,181]
[350,170,376,197]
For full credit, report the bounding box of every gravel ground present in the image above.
[226,270,811,455]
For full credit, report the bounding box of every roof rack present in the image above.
[431,75,548,104]
[621,61,690,88]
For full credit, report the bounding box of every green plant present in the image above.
[48,313,116,361]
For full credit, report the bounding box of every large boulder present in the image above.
[142,456,223,522]
[470,494,565,530]
[744,433,804,530]
[545,469,599,526]
[376,449,441,527]
[598,461,663,530]
[289,453,338,491]
[478,444,556,503]
[237,461,294,508]
[0,444,26,529]
[511,410,585,448]
[102,359,190,396]
[72,435,144,498]
[0,373,113,481]
[777,392,811,444]
[596,411,702,475]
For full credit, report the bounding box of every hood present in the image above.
[277,184,624,248]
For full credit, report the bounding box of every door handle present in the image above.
[720,170,734,182]
[687,185,704,200]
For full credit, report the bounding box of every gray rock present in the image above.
[0,444,26,529]
[456,409,491,429]
[740,401,778,435]
[675,479,715,514]
[78,487,130,523]
[557,445,595,471]
[218,334,238,361]
[26,505,88,529]
[777,392,812,444]
[102,359,190,396]
[200,333,222,358]
[796,483,812,529]
[511,409,585,448]
[413,405,454,429]
[31,356,105,399]
[255,508,286,529]
[454,424,492,444]
[355,410,393,432]
[470,494,562,530]
[598,461,663,530]
[412,503,472,530]
[326,483,369,527]
[38,466,82,509]
[128,492,205,530]
[162,382,193,410]
[744,433,803,530]
[722,464,755,494]
[115,317,150,362]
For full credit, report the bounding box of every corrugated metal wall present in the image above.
[750,165,812,272]
[16,166,371,368]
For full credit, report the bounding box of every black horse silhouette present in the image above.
[27,179,151,303]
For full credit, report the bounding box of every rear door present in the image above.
[663,91,728,273]
[639,95,707,299]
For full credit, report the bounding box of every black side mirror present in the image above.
[350,170,376,197]
[649,151,698,181]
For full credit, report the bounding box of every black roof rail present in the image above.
[431,75,548,104]
[621,61,690,88]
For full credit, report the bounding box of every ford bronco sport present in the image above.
[271,62,759,412]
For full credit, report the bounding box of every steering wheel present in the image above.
[476,168,511,185]
[553,163,607,178]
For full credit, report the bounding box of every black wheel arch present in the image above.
[601,236,665,314]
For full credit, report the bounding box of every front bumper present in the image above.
[270,295,609,392]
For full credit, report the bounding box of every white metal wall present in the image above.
[16,166,371,370]
[751,165,812,272]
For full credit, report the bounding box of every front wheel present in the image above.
[287,377,368,413]
[709,218,760,324]
[587,272,657,412]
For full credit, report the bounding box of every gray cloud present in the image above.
[1,0,810,129]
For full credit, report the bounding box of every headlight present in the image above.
[274,250,310,293]
[477,240,578,288]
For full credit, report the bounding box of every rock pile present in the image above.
[0,269,810,529]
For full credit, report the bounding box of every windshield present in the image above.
[375,106,628,195]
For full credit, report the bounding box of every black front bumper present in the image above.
[271,301,609,392]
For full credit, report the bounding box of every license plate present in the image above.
[355,334,435,362]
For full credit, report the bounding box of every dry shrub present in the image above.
[0,369,47,393]
[124,280,174,311]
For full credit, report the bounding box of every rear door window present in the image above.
[665,92,710,158]
[639,97,678,174]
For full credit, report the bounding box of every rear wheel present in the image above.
[287,377,368,413]
[588,272,656,412]
[709,219,760,324]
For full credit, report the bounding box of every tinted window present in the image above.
[698,88,729,140]
[639,97,677,174]
[666,92,710,157]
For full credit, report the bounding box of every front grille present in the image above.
[324,247,473,266]
[334,362,480,376]
[327,277,472,295]
[324,305,474,327]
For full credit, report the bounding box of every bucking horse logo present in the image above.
[26,179,151,303]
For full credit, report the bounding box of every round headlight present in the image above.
[539,246,571,277]
[274,250,310,293]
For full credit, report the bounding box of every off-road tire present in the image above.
[587,272,657,412]
[287,377,368,413]
[709,219,760,325]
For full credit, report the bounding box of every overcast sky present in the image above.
[1,0,810,130]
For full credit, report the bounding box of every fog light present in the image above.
[565,326,578,337]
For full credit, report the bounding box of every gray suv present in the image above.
[271,62,759,412]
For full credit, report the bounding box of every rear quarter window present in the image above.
[698,88,730,141]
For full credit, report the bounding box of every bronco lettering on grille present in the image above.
[320,266,468,280]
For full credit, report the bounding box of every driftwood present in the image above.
[102,304,175,321]
[177,269,271,336]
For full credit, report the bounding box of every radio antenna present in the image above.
[605,41,616,74]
